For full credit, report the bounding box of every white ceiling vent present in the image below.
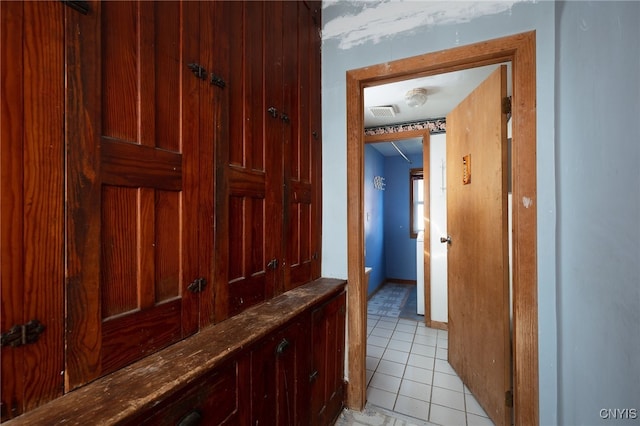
[368,105,397,118]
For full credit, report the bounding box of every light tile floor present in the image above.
[363,313,495,426]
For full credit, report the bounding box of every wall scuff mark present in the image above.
[322,0,526,49]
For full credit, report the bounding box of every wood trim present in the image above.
[430,320,448,331]
[345,72,367,410]
[364,128,427,144]
[346,31,538,425]
[65,0,103,390]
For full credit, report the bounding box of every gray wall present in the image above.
[556,2,640,424]
[321,1,639,424]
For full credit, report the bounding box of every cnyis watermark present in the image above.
[599,408,638,420]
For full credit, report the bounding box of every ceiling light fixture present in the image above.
[405,88,428,108]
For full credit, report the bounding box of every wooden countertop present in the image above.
[5,278,346,425]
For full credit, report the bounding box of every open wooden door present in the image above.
[446,65,511,426]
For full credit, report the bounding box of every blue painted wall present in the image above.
[364,148,424,294]
[384,153,423,282]
[321,2,640,422]
[321,2,559,421]
[556,2,640,424]
[364,145,386,294]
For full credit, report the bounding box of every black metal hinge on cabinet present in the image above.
[210,74,226,88]
[187,277,207,293]
[267,107,279,118]
[1,320,46,348]
[61,0,90,15]
[187,63,208,81]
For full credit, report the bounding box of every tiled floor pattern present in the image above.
[364,313,495,426]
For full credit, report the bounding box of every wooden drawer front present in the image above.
[139,360,245,426]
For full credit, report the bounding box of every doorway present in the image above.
[363,130,430,323]
[345,31,538,425]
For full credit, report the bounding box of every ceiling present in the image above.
[365,63,511,158]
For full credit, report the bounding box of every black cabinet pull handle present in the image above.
[177,409,202,426]
[276,338,290,355]
[267,107,278,118]
[280,113,290,123]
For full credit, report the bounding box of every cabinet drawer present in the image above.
[138,360,246,426]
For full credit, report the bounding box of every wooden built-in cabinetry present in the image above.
[3,280,346,425]
[1,0,331,422]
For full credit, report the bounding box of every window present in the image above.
[410,168,424,238]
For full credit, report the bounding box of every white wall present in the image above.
[320,2,558,423]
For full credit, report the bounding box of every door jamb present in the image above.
[346,31,538,425]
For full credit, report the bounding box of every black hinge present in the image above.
[1,320,46,348]
[210,74,226,88]
[187,63,208,81]
[61,0,90,15]
[187,277,207,293]
[267,107,279,118]
[502,96,512,115]
[505,390,513,407]
[312,252,318,260]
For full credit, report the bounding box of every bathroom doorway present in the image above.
[345,31,538,425]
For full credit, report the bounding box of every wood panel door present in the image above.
[65,0,217,389]
[284,1,323,291]
[1,2,65,419]
[213,1,281,320]
[250,319,309,426]
[310,291,346,425]
[446,65,511,425]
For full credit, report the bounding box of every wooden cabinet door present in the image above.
[213,1,280,321]
[65,0,216,389]
[213,1,323,319]
[1,2,65,419]
[310,291,347,425]
[251,319,310,426]
[283,1,322,291]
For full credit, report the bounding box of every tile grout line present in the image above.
[366,284,493,425]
